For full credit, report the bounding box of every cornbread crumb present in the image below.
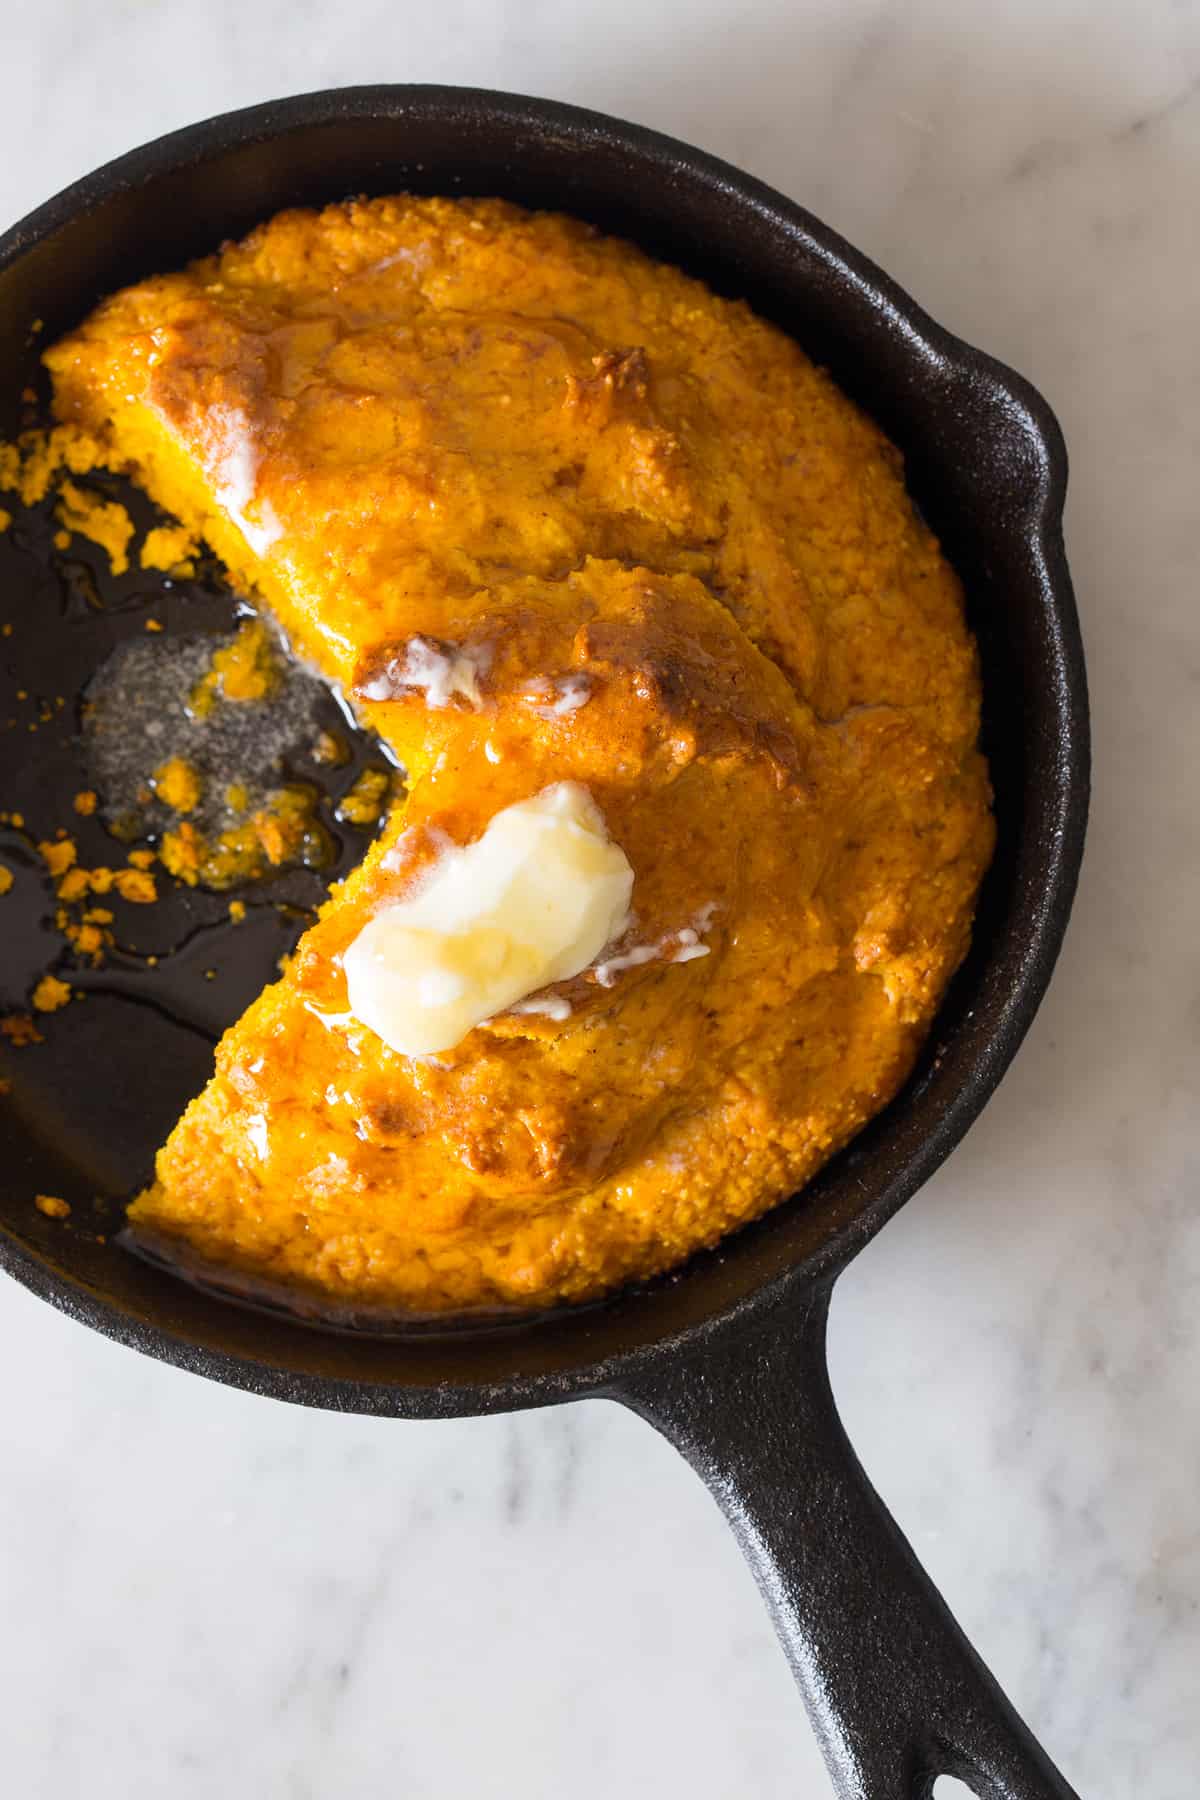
[113,868,157,904]
[0,423,119,505]
[336,766,391,826]
[0,506,11,532]
[55,480,135,574]
[252,808,293,865]
[159,822,204,884]
[228,899,246,923]
[127,848,156,870]
[73,789,98,815]
[38,837,77,877]
[153,756,203,813]
[311,730,347,767]
[56,867,91,902]
[0,867,13,896]
[34,1194,71,1219]
[191,618,280,715]
[32,974,72,1013]
[140,523,198,574]
[69,922,108,958]
[145,618,164,632]
[1,1013,43,1046]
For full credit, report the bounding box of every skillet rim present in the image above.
[0,85,1089,1416]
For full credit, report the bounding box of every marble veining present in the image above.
[3,3,1199,1796]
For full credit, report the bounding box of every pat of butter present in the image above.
[344,783,634,1056]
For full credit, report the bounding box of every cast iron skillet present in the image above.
[0,88,1089,1799]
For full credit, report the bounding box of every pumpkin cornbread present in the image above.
[39,195,994,1314]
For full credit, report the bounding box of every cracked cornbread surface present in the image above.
[42,195,994,1314]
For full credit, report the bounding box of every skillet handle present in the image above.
[616,1285,1080,1800]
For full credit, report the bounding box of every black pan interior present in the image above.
[0,88,1088,1413]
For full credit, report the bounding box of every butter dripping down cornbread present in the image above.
[42,195,994,1313]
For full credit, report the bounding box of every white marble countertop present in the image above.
[3,3,1197,1795]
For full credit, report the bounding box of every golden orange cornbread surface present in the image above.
[44,195,994,1314]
